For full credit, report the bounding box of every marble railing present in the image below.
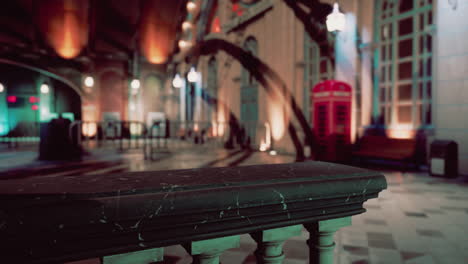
[0,162,386,264]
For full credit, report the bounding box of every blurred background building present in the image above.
[0,0,467,174]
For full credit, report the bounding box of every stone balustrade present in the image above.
[0,162,387,264]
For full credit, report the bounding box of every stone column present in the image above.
[305,217,351,264]
[183,235,240,264]
[250,225,303,264]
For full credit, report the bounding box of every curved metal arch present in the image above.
[0,58,84,97]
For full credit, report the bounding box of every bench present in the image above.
[352,135,419,169]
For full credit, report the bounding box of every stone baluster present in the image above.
[250,225,303,264]
[305,217,351,264]
[102,247,163,264]
[183,235,240,264]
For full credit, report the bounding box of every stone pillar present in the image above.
[250,225,302,264]
[305,217,351,264]
[183,235,240,264]
[102,247,163,264]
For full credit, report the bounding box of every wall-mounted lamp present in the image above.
[326,3,346,32]
[129,103,136,111]
[182,21,192,32]
[84,76,94,88]
[186,1,197,13]
[178,40,192,50]
[187,67,199,83]
[40,83,50,94]
[0,83,4,93]
[172,73,183,88]
[130,79,140,89]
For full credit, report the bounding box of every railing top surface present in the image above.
[0,162,382,196]
[0,162,387,264]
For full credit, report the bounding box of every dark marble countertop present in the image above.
[0,161,387,263]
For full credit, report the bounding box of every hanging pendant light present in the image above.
[326,3,346,32]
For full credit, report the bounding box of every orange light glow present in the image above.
[140,1,176,64]
[82,104,97,137]
[216,110,226,137]
[211,122,218,137]
[211,17,221,33]
[269,103,287,141]
[259,123,271,151]
[82,123,97,137]
[387,129,415,139]
[387,125,415,139]
[38,0,89,59]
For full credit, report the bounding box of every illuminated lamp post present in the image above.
[178,39,192,50]
[172,74,183,88]
[131,79,140,90]
[186,1,197,13]
[84,76,94,88]
[187,67,199,83]
[326,3,346,32]
[40,83,50,94]
[182,21,192,32]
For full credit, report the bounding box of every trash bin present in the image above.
[39,117,81,160]
[429,140,458,178]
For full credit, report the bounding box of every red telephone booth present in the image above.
[311,80,352,161]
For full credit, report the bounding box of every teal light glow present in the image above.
[61,112,75,121]
[0,87,8,136]
[39,84,51,122]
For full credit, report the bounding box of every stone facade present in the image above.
[173,0,468,174]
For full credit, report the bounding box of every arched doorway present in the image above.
[142,74,164,127]
[99,70,125,121]
[240,36,259,143]
[0,63,81,137]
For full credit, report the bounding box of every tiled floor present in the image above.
[159,169,468,264]
[2,145,468,264]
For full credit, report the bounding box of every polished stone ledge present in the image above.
[0,161,387,263]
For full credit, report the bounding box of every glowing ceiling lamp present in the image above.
[38,0,89,59]
[187,67,199,83]
[326,3,346,32]
[139,0,175,64]
[172,73,183,88]
[131,79,141,89]
[84,76,94,87]
[40,84,50,94]
[0,83,4,93]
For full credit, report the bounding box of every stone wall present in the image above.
[434,0,468,174]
